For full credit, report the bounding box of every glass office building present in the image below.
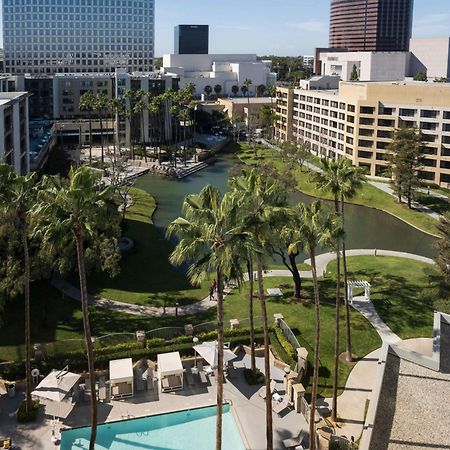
[3,0,155,75]
[174,25,209,55]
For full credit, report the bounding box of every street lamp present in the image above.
[193,336,199,367]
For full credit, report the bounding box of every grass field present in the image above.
[84,188,209,307]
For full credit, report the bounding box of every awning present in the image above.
[0,379,7,395]
[32,368,80,402]
[158,352,183,377]
[109,358,133,384]
[193,341,237,368]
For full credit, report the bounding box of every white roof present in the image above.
[109,358,134,383]
[158,352,183,377]
[32,369,80,402]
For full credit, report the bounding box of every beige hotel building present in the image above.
[276,81,450,187]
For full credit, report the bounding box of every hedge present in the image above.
[1,327,266,380]
[17,399,40,423]
[273,325,297,366]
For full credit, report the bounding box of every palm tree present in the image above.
[288,201,336,450]
[79,92,95,165]
[204,85,213,99]
[257,84,266,97]
[38,166,120,450]
[214,84,222,97]
[241,79,253,135]
[167,185,250,450]
[231,168,285,450]
[0,165,38,414]
[231,85,239,97]
[94,93,110,166]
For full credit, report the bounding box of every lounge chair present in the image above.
[272,397,291,416]
[197,362,208,384]
[283,430,306,449]
[258,380,277,399]
[0,437,12,449]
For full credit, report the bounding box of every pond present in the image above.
[135,154,437,259]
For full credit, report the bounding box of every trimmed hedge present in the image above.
[2,327,265,380]
[273,325,297,365]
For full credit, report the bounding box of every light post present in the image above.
[193,336,199,367]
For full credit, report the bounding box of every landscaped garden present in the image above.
[235,141,444,236]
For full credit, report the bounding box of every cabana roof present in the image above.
[109,358,133,383]
[32,368,80,402]
[158,352,183,376]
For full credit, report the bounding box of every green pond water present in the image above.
[135,154,437,259]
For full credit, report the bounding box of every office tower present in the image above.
[3,0,155,75]
[174,25,209,55]
[329,0,414,52]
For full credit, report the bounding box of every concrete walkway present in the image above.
[369,180,443,221]
[52,249,435,318]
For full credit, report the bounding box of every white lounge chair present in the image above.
[273,397,291,416]
[258,380,277,399]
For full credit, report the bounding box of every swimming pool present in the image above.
[60,404,246,450]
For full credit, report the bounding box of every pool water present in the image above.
[60,404,246,450]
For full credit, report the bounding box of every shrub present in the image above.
[17,399,40,423]
[273,326,297,363]
[243,368,265,385]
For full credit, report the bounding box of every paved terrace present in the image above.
[370,322,450,450]
[0,354,307,450]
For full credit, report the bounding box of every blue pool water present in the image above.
[60,404,246,450]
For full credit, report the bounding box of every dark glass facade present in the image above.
[3,0,155,75]
[174,25,209,55]
[330,0,414,52]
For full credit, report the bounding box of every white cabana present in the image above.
[110,358,134,399]
[32,368,80,402]
[0,379,7,396]
[193,341,237,368]
[348,280,371,304]
[157,351,184,392]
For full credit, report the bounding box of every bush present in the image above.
[17,399,40,423]
[273,326,297,363]
[243,368,265,385]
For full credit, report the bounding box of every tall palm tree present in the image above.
[79,92,95,165]
[242,78,253,135]
[38,166,120,450]
[214,84,222,97]
[94,93,110,166]
[204,85,213,99]
[266,85,277,140]
[0,165,38,414]
[167,185,250,450]
[231,168,285,450]
[231,85,239,97]
[288,201,336,450]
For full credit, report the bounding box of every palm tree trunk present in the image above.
[21,225,32,413]
[100,116,104,166]
[341,195,353,362]
[88,114,92,166]
[332,241,341,422]
[215,267,224,450]
[257,256,273,450]
[309,246,321,450]
[246,259,256,375]
[74,229,98,450]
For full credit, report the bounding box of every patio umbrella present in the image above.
[193,341,237,368]
[32,368,80,402]
[0,379,7,395]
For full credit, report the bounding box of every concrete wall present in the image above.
[409,38,450,79]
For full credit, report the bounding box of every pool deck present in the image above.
[0,354,306,450]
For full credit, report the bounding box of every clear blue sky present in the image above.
[0,0,449,56]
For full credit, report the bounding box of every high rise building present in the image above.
[174,25,209,55]
[3,0,155,75]
[329,0,414,52]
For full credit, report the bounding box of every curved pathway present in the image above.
[51,249,435,318]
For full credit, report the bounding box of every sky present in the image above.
[0,0,449,56]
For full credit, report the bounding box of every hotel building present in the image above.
[276,80,450,187]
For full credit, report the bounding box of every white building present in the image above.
[409,38,450,80]
[318,51,409,82]
[0,92,29,174]
[162,54,276,97]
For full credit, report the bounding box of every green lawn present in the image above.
[0,281,215,363]
[235,142,440,236]
[224,276,381,399]
[327,256,439,339]
[84,188,209,307]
